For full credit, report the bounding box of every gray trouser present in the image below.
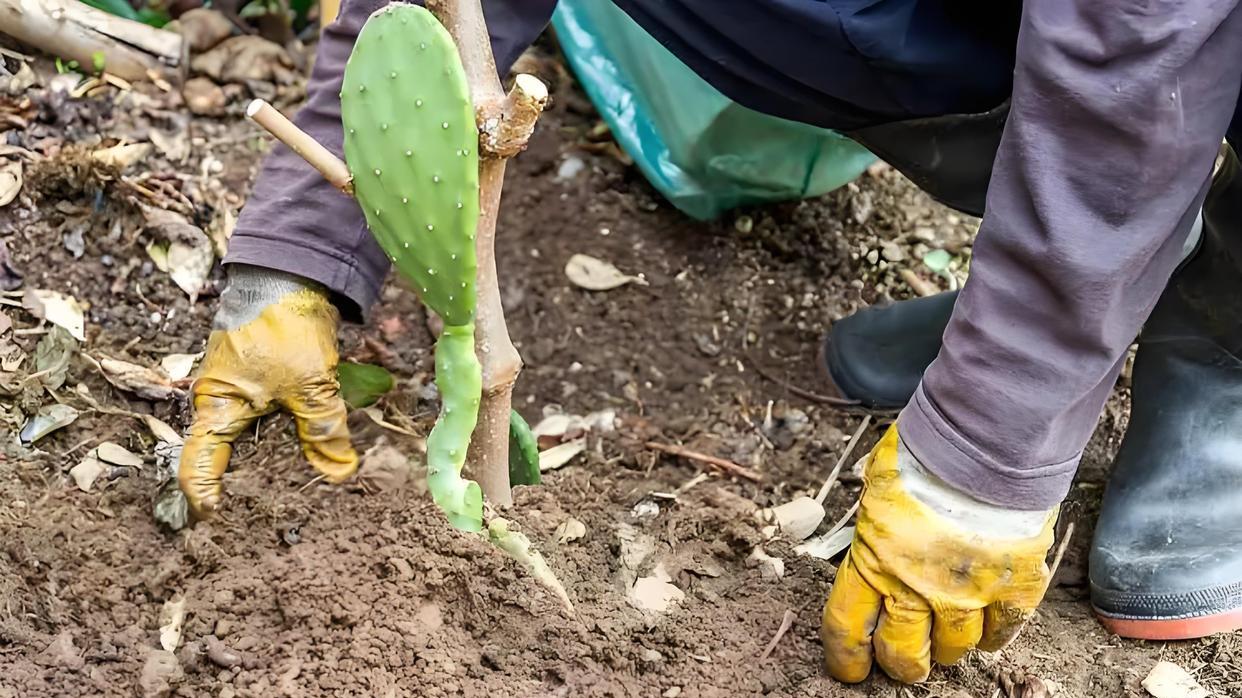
[227,0,1242,509]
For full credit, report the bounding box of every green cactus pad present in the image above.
[508,410,541,487]
[340,3,480,327]
[340,4,485,532]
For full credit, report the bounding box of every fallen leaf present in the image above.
[142,207,214,299]
[69,454,106,491]
[19,403,79,445]
[4,62,37,93]
[95,442,143,467]
[359,406,422,439]
[565,254,647,291]
[554,517,586,544]
[160,353,202,381]
[191,35,297,85]
[90,355,178,400]
[92,142,153,170]
[22,289,85,340]
[0,238,21,291]
[153,480,189,531]
[149,128,189,163]
[32,326,77,390]
[174,8,234,53]
[0,159,21,207]
[539,439,586,472]
[182,76,227,116]
[356,442,419,493]
[140,415,183,445]
[629,564,684,613]
[337,361,395,408]
[1142,661,1208,698]
[795,526,855,560]
[158,598,186,652]
[757,496,825,541]
[747,547,785,581]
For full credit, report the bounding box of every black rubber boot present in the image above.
[820,290,958,410]
[1089,148,1242,640]
[819,105,1006,407]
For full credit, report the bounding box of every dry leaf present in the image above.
[628,564,684,613]
[795,526,855,560]
[150,128,189,163]
[160,353,202,381]
[539,439,586,471]
[554,517,586,544]
[69,454,106,491]
[1142,662,1208,698]
[158,598,186,652]
[92,142,153,170]
[565,254,646,291]
[22,289,85,340]
[0,159,21,207]
[19,403,79,445]
[191,35,297,85]
[92,356,178,400]
[360,406,423,439]
[143,207,214,298]
[95,442,143,467]
[757,496,825,541]
[141,415,184,445]
[174,8,234,53]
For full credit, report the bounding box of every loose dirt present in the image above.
[1,34,1238,698]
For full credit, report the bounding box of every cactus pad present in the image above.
[340,3,480,327]
[340,3,484,531]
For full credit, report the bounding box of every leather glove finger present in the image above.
[873,590,933,684]
[283,376,358,483]
[931,606,984,666]
[179,379,266,518]
[821,549,884,683]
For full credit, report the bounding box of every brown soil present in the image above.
[1,35,1239,698]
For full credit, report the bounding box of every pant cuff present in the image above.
[224,231,383,323]
[899,383,1077,510]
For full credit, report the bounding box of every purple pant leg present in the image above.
[225,0,556,319]
[902,0,1242,509]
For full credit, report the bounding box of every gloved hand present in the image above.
[821,424,1057,684]
[179,264,358,519]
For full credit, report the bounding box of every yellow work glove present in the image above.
[179,264,358,519]
[821,424,1057,684]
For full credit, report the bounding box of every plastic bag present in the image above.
[551,1,876,220]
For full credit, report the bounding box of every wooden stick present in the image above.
[428,0,547,507]
[815,415,872,504]
[0,0,183,82]
[823,498,860,538]
[246,100,353,195]
[1048,521,1076,583]
[645,441,764,483]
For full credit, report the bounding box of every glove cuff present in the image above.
[895,431,1055,539]
[214,263,327,331]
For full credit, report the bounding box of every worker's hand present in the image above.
[821,424,1057,684]
[179,264,358,519]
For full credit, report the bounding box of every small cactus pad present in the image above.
[340,3,480,327]
[508,410,541,487]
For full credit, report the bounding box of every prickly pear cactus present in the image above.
[340,3,483,531]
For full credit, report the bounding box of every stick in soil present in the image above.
[488,517,574,613]
[1047,521,1076,584]
[815,414,872,504]
[644,441,764,483]
[759,609,797,661]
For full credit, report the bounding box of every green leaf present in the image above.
[337,361,395,408]
[91,51,106,75]
[922,248,952,274]
[508,410,541,487]
[78,0,139,21]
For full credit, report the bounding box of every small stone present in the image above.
[663,688,681,698]
[866,249,880,264]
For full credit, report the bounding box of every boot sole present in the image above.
[1093,605,1242,640]
[815,334,902,416]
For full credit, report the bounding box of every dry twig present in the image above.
[644,441,763,483]
[759,609,797,661]
[815,415,872,504]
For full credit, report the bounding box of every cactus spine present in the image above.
[340,3,483,531]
